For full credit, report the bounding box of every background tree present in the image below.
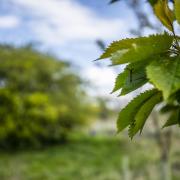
[0,45,95,148]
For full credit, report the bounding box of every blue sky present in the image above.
[0,0,153,96]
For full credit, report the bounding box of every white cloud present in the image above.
[8,0,134,96]
[83,66,116,95]
[0,15,20,29]
[12,0,128,45]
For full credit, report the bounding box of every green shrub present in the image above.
[0,46,93,148]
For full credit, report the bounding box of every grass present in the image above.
[0,135,172,180]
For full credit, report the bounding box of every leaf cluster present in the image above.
[99,0,180,138]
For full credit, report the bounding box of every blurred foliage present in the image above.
[0,45,95,148]
[0,135,161,180]
[95,97,116,120]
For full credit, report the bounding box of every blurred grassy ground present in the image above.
[0,134,179,180]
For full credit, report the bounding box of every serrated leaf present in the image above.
[120,61,148,95]
[147,56,180,100]
[149,0,174,31]
[111,70,128,93]
[117,89,158,132]
[175,0,180,24]
[112,61,148,94]
[163,108,180,127]
[128,92,162,138]
[99,39,135,60]
[121,73,147,95]
[99,33,173,65]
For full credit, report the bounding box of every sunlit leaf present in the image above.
[175,0,180,24]
[147,56,180,100]
[117,89,158,132]
[129,92,162,138]
[99,33,173,65]
[149,0,174,31]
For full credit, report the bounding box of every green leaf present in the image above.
[175,90,180,103]
[175,0,180,24]
[163,108,180,127]
[149,0,174,31]
[147,56,180,100]
[117,89,158,132]
[111,70,128,93]
[112,61,148,94]
[111,33,173,65]
[128,92,162,138]
[120,61,148,95]
[121,73,147,95]
[160,104,179,113]
[98,33,173,65]
[99,39,135,60]
[148,0,158,6]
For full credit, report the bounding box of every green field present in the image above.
[0,135,162,180]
